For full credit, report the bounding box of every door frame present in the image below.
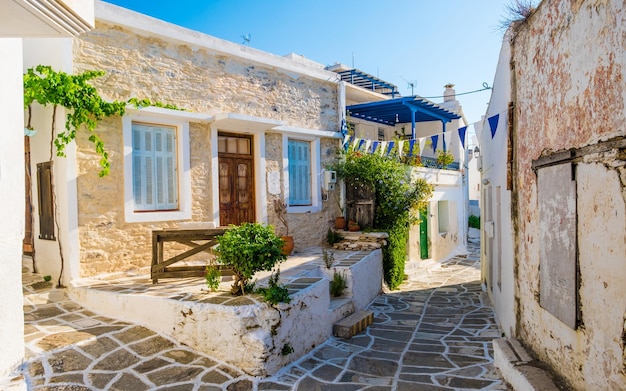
[217,132,256,225]
[211,126,268,227]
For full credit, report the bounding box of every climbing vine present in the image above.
[24,65,127,177]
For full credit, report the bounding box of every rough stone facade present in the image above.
[510,0,626,389]
[71,20,340,276]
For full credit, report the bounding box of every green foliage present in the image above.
[24,65,126,177]
[326,229,344,246]
[328,148,433,289]
[43,275,52,282]
[436,149,455,169]
[215,223,287,295]
[257,268,291,305]
[205,265,221,292]
[468,215,481,229]
[330,269,348,297]
[127,97,184,111]
[382,221,410,289]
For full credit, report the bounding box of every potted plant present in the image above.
[215,222,287,295]
[436,149,455,169]
[273,199,294,255]
[348,220,360,232]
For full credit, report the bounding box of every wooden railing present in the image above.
[151,227,233,283]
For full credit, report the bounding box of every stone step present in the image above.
[333,310,374,339]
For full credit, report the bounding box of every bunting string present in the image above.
[339,110,506,157]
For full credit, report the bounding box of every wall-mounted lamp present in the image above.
[473,146,480,158]
[482,178,490,185]
[395,113,399,123]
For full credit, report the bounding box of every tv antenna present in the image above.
[241,33,252,45]
[400,76,417,96]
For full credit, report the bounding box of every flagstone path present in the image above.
[21,238,509,390]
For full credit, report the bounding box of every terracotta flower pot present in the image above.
[348,221,360,232]
[335,216,346,230]
[281,236,294,256]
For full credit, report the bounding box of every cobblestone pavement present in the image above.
[21,239,508,390]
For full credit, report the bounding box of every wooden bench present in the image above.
[151,227,234,283]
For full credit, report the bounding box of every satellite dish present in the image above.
[241,33,251,45]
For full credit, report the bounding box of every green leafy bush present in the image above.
[215,223,286,295]
[205,265,221,292]
[436,149,455,169]
[257,268,291,305]
[468,215,481,229]
[329,149,433,289]
[326,229,344,246]
[330,269,348,297]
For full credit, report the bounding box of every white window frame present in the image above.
[123,113,191,223]
[282,134,321,214]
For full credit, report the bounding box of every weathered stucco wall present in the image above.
[70,17,340,276]
[511,0,626,389]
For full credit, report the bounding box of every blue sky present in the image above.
[104,0,515,125]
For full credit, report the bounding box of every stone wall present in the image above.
[71,20,340,276]
[511,1,626,389]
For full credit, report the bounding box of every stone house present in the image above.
[24,1,345,285]
[0,0,96,386]
[484,0,626,389]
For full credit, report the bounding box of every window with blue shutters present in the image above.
[288,140,311,206]
[132,122,178,211]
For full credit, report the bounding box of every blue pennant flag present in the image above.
[458,126,468,149]
[357,139,366,151]
[488,114,499,139]
[386,141,395,156]
[371,141,379,154]
[408,139,416,156]
[348,136,355,147]
[431,135,439,152]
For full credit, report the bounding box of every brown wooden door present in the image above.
[219,155,255,226]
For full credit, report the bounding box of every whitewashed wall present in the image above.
[480,29,516,338]
[0,38,26,382]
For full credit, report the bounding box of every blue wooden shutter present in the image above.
[288,140,311,206]
[132,123,178,211]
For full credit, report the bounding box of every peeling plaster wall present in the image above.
[511,0,626,389]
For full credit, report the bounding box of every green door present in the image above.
[419,212,429,259]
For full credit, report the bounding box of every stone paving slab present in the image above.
[20,239,509,390]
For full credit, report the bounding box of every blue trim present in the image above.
[347,96,460,126]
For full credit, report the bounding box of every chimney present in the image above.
[443,83,456,102]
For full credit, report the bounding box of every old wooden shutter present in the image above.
[36,161,55,240]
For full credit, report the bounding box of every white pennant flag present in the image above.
[364,140,371,153]
[419,137,427,156]
[474,121,483,144]
[352,137,360,149]
[398,140,405,157]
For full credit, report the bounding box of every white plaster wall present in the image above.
[0,38,26,381]
[22,38,81,286]
[480,29,516,337]
[409,167,466,262]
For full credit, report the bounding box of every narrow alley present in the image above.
[21,238,508,390]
